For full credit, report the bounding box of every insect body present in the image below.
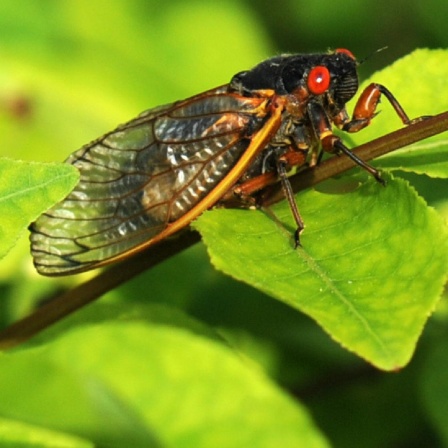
[30,49,418,275]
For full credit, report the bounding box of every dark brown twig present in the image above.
[0,112,447,350]
[0,232,200,349]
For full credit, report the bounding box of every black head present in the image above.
[230,49,359,111]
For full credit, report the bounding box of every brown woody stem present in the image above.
[0,111,447,349]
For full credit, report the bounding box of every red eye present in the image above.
[307,66,330,95]
[335,48,356,60]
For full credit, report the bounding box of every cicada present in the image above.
[30,48,420,275]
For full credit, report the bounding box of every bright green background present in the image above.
[0,1,447,447]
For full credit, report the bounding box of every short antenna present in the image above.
[358,46,388,65]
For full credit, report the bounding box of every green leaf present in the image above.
[0,417,93,448]
[377,141,448,178]
[0,158,78,260]
[349,49,448,178]
[194,175,448,370]
[0,303,329,448]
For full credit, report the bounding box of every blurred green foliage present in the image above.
[0,1,447,447]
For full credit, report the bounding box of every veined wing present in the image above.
[30,87,268,275]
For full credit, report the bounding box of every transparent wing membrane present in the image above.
[30,88,265,274]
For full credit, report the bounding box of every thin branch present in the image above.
[0,231,200,349]
[0,112,447,349]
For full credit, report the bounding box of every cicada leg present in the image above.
[219,171,277,210]
[308,100,385,183]
[327,83,432,184]
[320,133,385,184]
[229,146,308,245]
[339,83,430,133]
[275,155,305,247]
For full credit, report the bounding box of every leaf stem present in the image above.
[0,112,447,349]
[0,231,200,349]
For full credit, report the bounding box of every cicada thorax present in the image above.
[226,50,360,197]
